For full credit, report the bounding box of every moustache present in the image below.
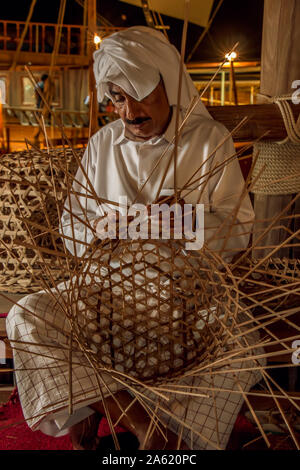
[126,117,151,125]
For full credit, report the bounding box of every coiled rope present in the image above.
[251,94,300,195]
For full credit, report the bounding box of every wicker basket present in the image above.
[70,238,232,384]
[0,148,82,293]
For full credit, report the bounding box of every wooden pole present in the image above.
[250,85,254,105]
[35,24,39,52]
[141,0,155,28]
[230,59,238,105]
[186,0,224,63]
[80,0,88,56]
[209,86,214,106]
[254,0,300,260]
[220,70,225,106]
[49,0,67,77]
[88,0,98,136]
[260,0,300,98]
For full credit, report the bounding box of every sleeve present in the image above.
[60,138,100,257]
[204,126,255,261]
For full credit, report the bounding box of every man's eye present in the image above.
[114,96,125,103]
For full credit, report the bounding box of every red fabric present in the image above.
[0,313,8,318]
[0,389,125,450]
[226,408,300,450]
[233,412,257,433]
[1,389,298,450]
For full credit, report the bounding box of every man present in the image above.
[35,74,48,108]
[7,27,261,450]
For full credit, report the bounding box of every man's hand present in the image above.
[93,212,134,240]
[92,195,190,241]
[147,194,186,238]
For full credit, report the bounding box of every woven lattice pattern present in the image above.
[0,148,83,292]
[71,239,230,382]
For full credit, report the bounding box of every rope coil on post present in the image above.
[251,140,300,195]
[251,94,300,195]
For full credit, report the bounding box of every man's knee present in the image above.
[6,293,39,339]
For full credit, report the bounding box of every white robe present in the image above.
[61,107,254,260]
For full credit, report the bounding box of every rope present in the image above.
[251,140,300,195]
[251,94,300,195]
[258,93,300,144]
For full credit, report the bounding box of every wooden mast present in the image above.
[88,0,98,136]
[252,0,300,259]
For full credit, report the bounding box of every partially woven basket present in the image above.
[0,148,83,293]
[70,238,231,383]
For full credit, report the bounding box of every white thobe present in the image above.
[61,106,254,260]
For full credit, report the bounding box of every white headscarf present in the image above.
[93,26,211,119]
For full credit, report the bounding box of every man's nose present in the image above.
[125,96,141,120]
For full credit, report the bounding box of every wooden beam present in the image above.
[206,103,300,142]
[0,51,89,67]
[186,61,260,70]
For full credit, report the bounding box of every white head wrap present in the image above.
[93,26,211,118]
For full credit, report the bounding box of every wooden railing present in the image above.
[3,105,116,128]
[0,20,124,56]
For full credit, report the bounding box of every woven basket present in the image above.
[0,148,83,293]
[70,238,232,384]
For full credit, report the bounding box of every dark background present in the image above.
[0,0,264,62]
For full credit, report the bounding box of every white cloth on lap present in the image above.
[6,286,263,448]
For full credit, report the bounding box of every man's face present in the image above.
[109,80,171,140]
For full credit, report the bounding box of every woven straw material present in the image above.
[70,238,233,383]
[3,144,300,450]
[251,141,300,195]
[0,148,83,293]
[235,256,300,311]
